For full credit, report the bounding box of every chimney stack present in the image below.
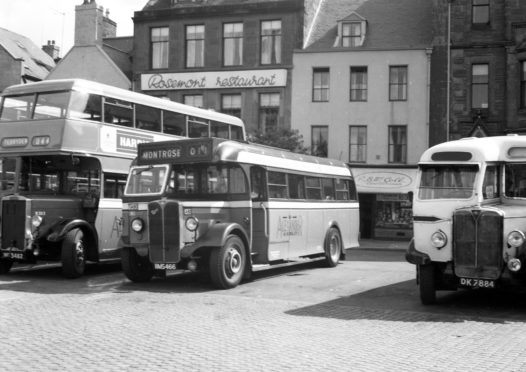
[42,40,61,62]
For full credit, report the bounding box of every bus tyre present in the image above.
[324,227,342,267]
[210,235,246,289]
[419,264,436,305]
[121,247,154,283]
[61,228,86,278]
[0,259,13,274]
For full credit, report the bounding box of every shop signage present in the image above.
[141,69,287,91]
[354,171,414,190]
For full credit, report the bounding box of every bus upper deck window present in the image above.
[69,92,102,122]
[0,94,34,121]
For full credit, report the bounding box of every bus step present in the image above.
[251,257,323,272]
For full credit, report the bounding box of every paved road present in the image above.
[2,249,526,372]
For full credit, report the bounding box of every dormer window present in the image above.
[336,12,366,48]
[342,23,361,47]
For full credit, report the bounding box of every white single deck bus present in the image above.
[121,138,360,289]
[0,79,245,277]
[407,135,526,304]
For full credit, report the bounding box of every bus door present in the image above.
[95,174,126,254]
[250,167,269,264]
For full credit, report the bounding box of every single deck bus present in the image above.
[406,135,526,304]
[120,137,359,289]
[0,79,245,277]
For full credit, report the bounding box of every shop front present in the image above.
[351,166,418,240]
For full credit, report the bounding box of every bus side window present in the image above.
[250,167,266,200]
[268,171,287,199]
[482,165,499,199]
[104,98,133,127]
[230,125,244,141]
[306,177,322,200]
[136,105,161,132]
[322,178,335,200]
[104,173,127,198]
[211,121,230,139]
[335,178,350,200]
[164,111,186,136]
[288,174,305,199]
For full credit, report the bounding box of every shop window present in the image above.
[374,193,413,238]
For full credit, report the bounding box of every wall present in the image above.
[291,49,430,163]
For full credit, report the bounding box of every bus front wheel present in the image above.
[121,247,154,283]
[210,235,246,289]
[419,264,436,305]
[324,227,342,267]
[61,228,86,278]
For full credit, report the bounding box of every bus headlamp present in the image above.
[431,230,447,249]
[507,230,525,248]
[185,217,199,232]
[31,215,43,228]
[131,218,144,233]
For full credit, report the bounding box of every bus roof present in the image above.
[1,79,245,127]
[419,135,526,164]
[137,138,352,177]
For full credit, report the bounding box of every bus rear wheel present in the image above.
[121,247,154,283]
[0,259,13,274]
[61,228,86,278]
[210,235,246,289]
[324,227,342,267]
[419,264,436,305]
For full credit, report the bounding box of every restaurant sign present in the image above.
[141,69,287,91]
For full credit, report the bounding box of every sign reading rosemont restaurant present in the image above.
[141,69,288,91]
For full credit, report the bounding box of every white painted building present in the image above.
[291,0,433,240]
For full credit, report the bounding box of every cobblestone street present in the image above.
[2,252,526,372]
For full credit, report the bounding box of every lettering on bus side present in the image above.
[277,216,303,238]
[116,130,154,154]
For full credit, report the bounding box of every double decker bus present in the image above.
[407,135,526,304]
[120,137,359,289]
[0,79,245,277]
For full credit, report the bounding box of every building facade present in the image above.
[131,0,324,135]
[291,0,433,240]
[430,0,526,144]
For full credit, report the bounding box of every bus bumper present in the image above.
[405,238,431,266]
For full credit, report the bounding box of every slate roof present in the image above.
[0,27,55,80]
[304,0,366,48]
[306,0,433,50]
[142,0,290,10]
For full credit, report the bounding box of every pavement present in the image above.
[357,238,408,251]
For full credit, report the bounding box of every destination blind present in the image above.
[137,139,214,165]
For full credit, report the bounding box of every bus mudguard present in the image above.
[46,218,99,259]
[405,238,431,265]
[181,222,249,258]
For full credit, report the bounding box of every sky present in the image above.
[0,0,148,57]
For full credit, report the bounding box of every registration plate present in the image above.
[459,277,495,288]
[2,252,24,260]
[154,263,177,270]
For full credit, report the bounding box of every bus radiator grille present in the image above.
[2,200,26,251]
[453,209,502,280]
[148,201,180,263]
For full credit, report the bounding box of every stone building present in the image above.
[291,0,433,240]
[430,0,526,144]
[132,0,335,135]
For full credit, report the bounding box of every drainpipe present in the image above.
[446,0,453,142]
